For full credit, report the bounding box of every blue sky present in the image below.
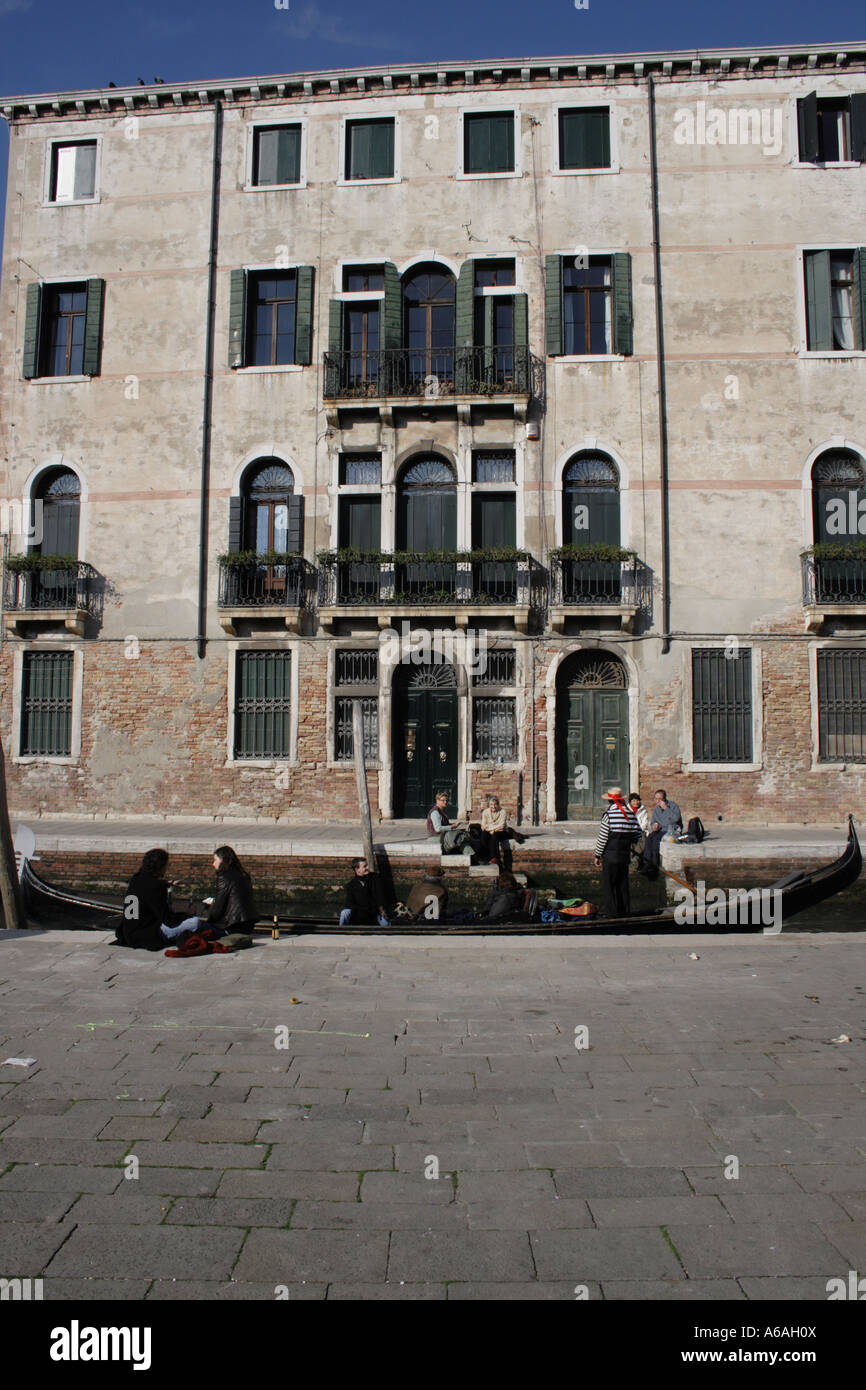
[0,0,864,252]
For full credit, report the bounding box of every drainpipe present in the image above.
[647,75,672,654]
[197,99,222,660]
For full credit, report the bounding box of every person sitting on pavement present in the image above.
[428,793,482,860]
[120,848,189,950]
[593,787,642,917]
[480,795,513,870]
[638,788,683,878]
[180,846,258,938]
[340,857,390,926]
[478,869,523,924]
[405,869,449,923]
[427,792,452,837]
[628,792,650,834]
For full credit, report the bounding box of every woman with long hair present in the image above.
[120,848,188,950]
[200,846,258,936]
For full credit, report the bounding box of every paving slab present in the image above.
[530,1229,683,1281]
[666,1220,848,1278]
[234,1229,388,1282]
[46,1225,245,1280]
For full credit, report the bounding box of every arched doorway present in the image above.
[393,660,458,818]
[556,651,629,819]
[403,264,456,391]
[241,459,295,554]
[32,467,81,557]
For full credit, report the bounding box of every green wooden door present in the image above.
[560,686,629,820]
[394,682,457,818]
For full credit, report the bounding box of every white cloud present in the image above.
[275,2,404,50]
[0,0,34,14]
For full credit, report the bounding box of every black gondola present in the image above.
[17,816,862,936]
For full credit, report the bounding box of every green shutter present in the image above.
[855,248,866,351]
[74,143,97,199]
[805,250,833,350]
[371,121,394,178]
[560,108,610,170]
[473,493,516,547]
[228,498,243,553]
[256,129,279,185]
[455,262,475,347]
[381,262,402,349]
[228,269,247,368]
[82,278,105,376]
[285,495,304,554]
[22,283,42,380]
[294,266,314,364]
[798,93,819,162]
[278,127,301,184]
[850,94,866,163]
[612,253,633,356]
[328,299,344,355]
[512,293,528,347]
[545,255,563,356]
[492,115,514,171]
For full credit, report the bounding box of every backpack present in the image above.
[680,816,705,844]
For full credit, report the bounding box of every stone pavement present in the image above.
[0,927,864,1300]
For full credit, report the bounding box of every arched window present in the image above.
[397,457,457,552]
[811,450,866,544]
[563,452,620,547]
[403,265,455,389]
[33,468,81,556]
[242,460,295,553]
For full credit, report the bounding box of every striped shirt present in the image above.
[594,803,640,856]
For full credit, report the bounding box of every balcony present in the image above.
[218,555,314,633]
[2,558,99,635]
[317,550,546,631]
[802,549,866,631]
[549,549,652,632]
[322,346,541,418]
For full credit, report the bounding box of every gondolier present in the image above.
[593,787,642,918]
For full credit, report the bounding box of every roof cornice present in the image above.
[3,42,866,122]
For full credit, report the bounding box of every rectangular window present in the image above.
[50,141,97,201]
[249,272,297,365]
[473,260,515,288]
[21,651,73,756]
[564,258,612,355]
[234,651,291,759]
[343,266,384,292]
[340,454,382,485]
[464,112,515,174]
[798,93,866,163]
[559,107,611,169]
[692,649,753,764]
[473,697,517,760]
[473,451,515,483]
[44,284,88,376]
[817,648,866,762]
[345,119,395,180]
[473,649,516,686]
[335,649,378,762]
[804,249,865,351]
[253,125,301,186]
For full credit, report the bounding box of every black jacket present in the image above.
[343,872,386,925]
[208,868,257,932]
[122,870,184,950]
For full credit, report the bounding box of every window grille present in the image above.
[335,650,379,686]
[340,455,381,486]
[473,649,515,686]
[473,451,515,483]
[692,649,753,763]
[234,651,291,759]
[335,697,378,761]
[473,697,517,761]
[21,651,73,756]
[817,648,866,762]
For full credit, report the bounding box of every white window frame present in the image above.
[43,138,101,207]
[326,643,383,772]
[338,115,400,187]
[791,93,861,170]
[457,108,521,181]
[466,645,524,771]
[244,118,307,191]
[552,250,624,362]
[809,641,866,771]
[682,642,763,773]
[26,275,93,383]
[12,643,83,765]
[235,263,307,374]
[553,102,619,176]
[225,641,299,768]
[796,244,866,359]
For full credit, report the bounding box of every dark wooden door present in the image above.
[394,685,457,818]
[560,686,628,820]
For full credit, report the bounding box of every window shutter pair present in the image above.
[544,254,632,355]
[799,93,866,162]
[805,248,866,350]
[23,279,104,379]
[227,494,304,554]
[229,267,315,367]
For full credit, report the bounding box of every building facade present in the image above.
[1,43,865,825]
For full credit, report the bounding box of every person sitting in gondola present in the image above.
[339,858,390,926]
[405,869,449,923]
[478,869,523,924]
[119,848,189,950]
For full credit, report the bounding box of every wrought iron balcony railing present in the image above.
[318,552,546,610]
[323,346,539,400]
[218,557,314,609]
[802,554,866,606]
[3,562,99,617]
[550,554,652,608]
